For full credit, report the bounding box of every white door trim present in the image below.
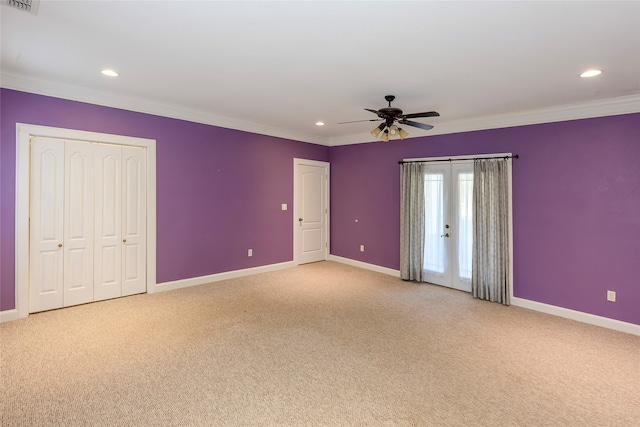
[15,123,157,319]
[293,158,330,265]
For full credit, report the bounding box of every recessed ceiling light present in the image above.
[315,121,325,126]
[101,69,119,77]
[580,69,602,78]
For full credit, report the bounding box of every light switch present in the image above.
[281,204,287,211]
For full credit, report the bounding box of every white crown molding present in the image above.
[0,72,330,146]
[328,94,640,146]
[2,72,638,148]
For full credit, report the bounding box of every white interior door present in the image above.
[30,137,65,312]
[121,147,147,296]
[94,144,123,301]
[63,141,95,307]
[423,161,473,292]
[295,160,329,265]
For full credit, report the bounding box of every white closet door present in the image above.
[94,144,123,301]
[63,141,95,306]
[30,137,65,312]
[121,147,147,296]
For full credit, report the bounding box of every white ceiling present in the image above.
[2,1,639,146]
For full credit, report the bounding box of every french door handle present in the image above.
[440,233,450,238]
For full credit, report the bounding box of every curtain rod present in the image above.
[398,154,519,164]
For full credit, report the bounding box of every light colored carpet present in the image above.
[1,261,638,426]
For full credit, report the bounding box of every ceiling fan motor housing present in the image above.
[378,106,402,127]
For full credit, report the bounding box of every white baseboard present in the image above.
[328,255,639,336]
[328,255,401,277]
[153,260,297,293]
[511,297,640,336]
[0,309,20,323]
[6,258,637,336]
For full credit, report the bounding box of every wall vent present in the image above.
[3,0,40,15]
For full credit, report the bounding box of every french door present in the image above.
[423,161,473,291]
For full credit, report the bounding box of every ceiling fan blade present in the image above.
[400,120,434,131]
[365,108,383,116]
[402,111,440,119]
[338,118,383,124]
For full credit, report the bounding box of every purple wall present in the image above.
[2,88,638,327]
[0,89,329,311]
[329,114,640,325]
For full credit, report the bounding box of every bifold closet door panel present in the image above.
[94,144,123,302]
[30,138,65,312]
[63,141,96,307]
[121,147,147,297]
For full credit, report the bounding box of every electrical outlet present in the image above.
[248,249,253,257]
[607,290,616,302]
[360,245,365,252]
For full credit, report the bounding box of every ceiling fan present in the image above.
[339,95,440,142]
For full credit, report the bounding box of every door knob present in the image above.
[440,233,450,238]
[58,243,63,248]
[123,239,127,243]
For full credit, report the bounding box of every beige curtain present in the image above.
[472,159,510,305]
[400,162,426,281]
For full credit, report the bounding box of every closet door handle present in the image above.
[58,243,63,248]
[122,239,127,243]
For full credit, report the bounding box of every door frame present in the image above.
[15,123,157,319]
[293,158,330,265]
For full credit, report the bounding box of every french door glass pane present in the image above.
[457,173,474,280]
[423,173,446,273]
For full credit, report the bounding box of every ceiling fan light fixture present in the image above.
[370,123,386,138]
[388,125,399,135]
[380,129,390,142]
[398,127,409,140]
